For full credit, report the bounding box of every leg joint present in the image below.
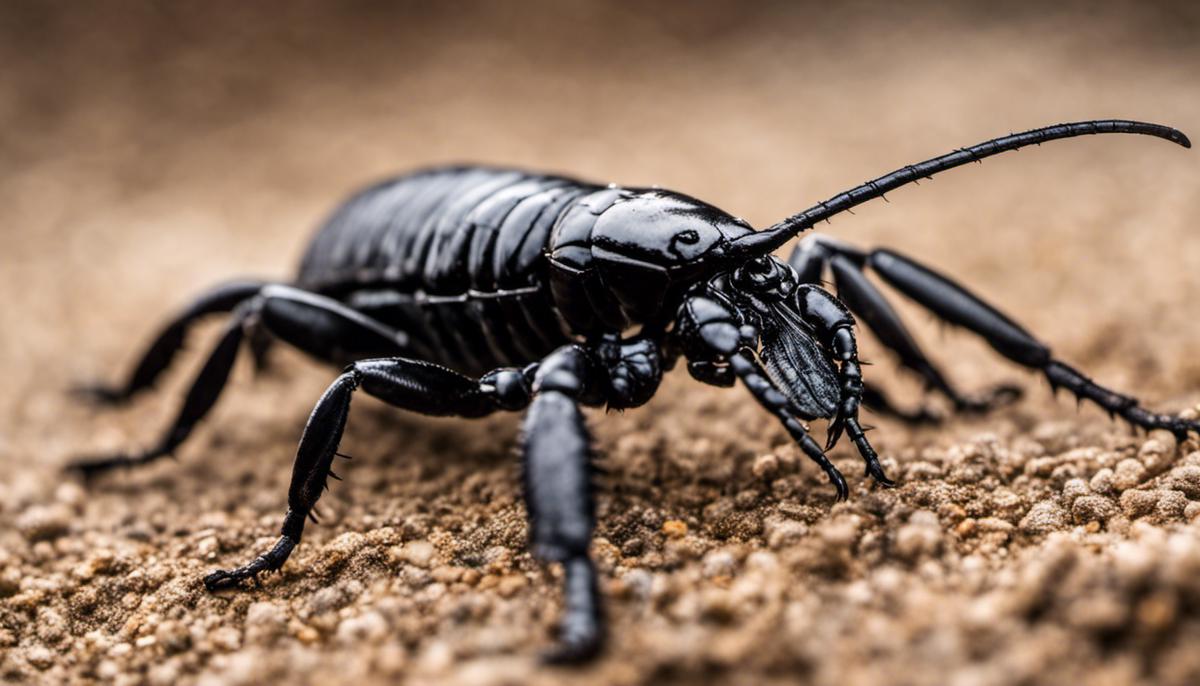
[533,346,594,399]
[481,367,534,410]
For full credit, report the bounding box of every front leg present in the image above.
[826,326,894,486]
[678,294,850,499]
[522,344,606,663]
[796,285,894,486]
[729,352,850,500]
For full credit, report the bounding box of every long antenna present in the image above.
[730,120,1191,258]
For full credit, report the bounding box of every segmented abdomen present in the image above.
[296,166,600,375]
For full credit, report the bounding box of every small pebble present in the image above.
[1072,495,1117,525]
[1113,459,1148,491]
[244,601,287,644]
[496,575,527,598]
[896,511,942,561]
[764,516,807,549]
[308,585,352,615]
[619,569,654,602]
[662,520,688,538]
[1154,490,1189,522]
[336,611,389,645]
[702,550,737,578]
[1020,501,1070,536]
[1139,439,1171,473]
[1120,490,1159,519]
[1163,466,1200,499]
[398,540,437,568]
[25,645,54,670]
[209,627,241,652]
[1185,502,1200,521]
[1061,479,1090,507]
[1089,468,1115,495]
[751,453,780,480]
[16,505,71,542]
[155,621,191,654]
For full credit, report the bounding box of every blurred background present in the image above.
[2,2,1199,684]
[3,1,1198,400]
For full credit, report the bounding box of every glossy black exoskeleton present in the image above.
[71,120,1196,662]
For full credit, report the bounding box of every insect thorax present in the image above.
[546,186,755,336]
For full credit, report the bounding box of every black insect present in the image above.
[72,120,1196,662]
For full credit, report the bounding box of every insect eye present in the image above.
[669,229,701,256]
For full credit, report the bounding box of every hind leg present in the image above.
[68,285,413,476]
[865,247,1200,440]
[74,279,268,405]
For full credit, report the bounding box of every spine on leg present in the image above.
[288,372,359,517]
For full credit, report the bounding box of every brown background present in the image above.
[2,2,1199,685]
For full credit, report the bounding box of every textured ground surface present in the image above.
[2,3,1200,685]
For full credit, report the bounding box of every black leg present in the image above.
[829,254,1021,413]
[69,318,247,477]
[787,234,831,286]
[68,285,413,476]
[677,292,854,498]
[246,320,276,374]
[204,344,605,662]
[254,285,416,365]
[867,247,1200,440]
[73,279,268,405]
[204,356,527,589]
[795,285,894,486]
[729,351,850,500]
[522,345,605,663]
[789,237,1021,415]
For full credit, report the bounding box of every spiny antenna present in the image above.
[730,120,1191,258]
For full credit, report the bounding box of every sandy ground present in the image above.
[2,2,1200,684]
